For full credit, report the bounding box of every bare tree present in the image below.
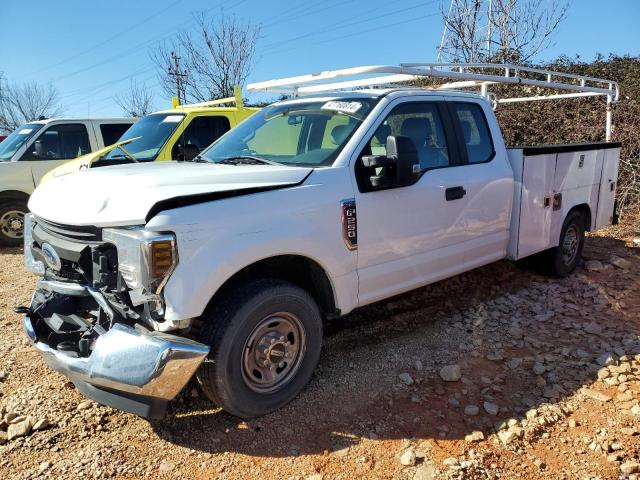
[151,13,260,103]
[439,0,570,64]
[114,79,155,117]
[0,78,62,132]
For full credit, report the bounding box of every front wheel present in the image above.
[0,202,28,247]
[197,279,323,419]
[541,210,586,277]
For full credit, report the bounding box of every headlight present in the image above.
[24,214,45,276]
[103,228,178,294]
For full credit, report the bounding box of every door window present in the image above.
[99,123,132,146]
[20,124,90,161]
[451,103,494,163]
[172,115,231,159]
[364,102,450,170]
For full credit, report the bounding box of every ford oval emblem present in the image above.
[41,243,62,271]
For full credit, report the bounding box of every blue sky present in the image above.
[1,0,638,117]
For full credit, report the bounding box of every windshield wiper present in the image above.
[217,156,284,166]
[107,145,137,162]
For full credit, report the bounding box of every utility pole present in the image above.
[167,52,188,105]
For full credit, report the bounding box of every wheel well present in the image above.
[0,190,29,205]
[210,255,337,316]
[568,204,592,231]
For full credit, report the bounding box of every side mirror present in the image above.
[386,135,420,186]
[33,140,45,159]
[360,135,420,189]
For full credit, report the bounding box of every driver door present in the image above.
[21,123,93,185]
[353,97,512,306]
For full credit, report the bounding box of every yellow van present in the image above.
[42,88,258,183]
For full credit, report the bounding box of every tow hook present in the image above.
[14,306,30,315]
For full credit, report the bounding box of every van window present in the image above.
[452,103,494,163]
[100,123,132,146]
[20,124,90,161]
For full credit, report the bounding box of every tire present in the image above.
[197,279,323,419]
[540,210,586,278]
[0,201,28,247]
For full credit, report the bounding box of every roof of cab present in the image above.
[152,106,260,115]
[29,117,134,125]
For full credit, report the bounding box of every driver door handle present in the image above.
[445,186,466,201]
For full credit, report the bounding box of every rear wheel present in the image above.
[541,210,586,277]
[197,279,323,419]
[0,202,28,247]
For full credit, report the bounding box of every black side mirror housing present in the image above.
[360,135,420,189]
[386,135,420,186]
[182,144,200,161]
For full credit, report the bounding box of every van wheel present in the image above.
[0,202,28,247]
[197,279,323,419]
[541,210,586,278]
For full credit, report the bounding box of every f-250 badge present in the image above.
[340,199,357,251]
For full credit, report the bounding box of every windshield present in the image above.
[0,123,44,161]
[103,113,184,162]
[201,98,377,167]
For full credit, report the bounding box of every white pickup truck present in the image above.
[20,64,621,419]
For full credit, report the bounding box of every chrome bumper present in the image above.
[23,314,209,417]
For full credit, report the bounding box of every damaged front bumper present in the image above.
[23,280,209,419]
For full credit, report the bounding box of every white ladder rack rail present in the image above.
[247,63,619,141]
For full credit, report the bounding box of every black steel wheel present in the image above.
[197,279,323,419]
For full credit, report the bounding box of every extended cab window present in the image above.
[21,124,90,161]
[367,102,450,170]
[100,123,132,146]
[172,115,231,160]
[452,103,494,163]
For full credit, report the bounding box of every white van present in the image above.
[0,117,134,245]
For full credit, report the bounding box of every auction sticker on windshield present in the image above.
[161,115,183,123]
[321,101,362,114]
[18,129,33,135]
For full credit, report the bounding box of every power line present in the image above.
[261,0,438,52]
[23,0,186,78]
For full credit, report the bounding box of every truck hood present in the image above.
[29,161,313,227]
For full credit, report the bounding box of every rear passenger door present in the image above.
[353,98,513,306]
[171,115,231,160]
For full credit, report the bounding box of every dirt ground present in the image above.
[0,219,639,480]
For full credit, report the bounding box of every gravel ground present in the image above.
[0,219,639,480]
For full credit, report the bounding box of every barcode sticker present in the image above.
[321,101,362,114]
[162,115,183,123]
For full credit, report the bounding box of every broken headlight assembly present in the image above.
[103,228,178,309]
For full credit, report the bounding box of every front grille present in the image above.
[34,216,102,242]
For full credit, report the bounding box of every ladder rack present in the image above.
[172,85,244,109]
[247,63,619,140]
